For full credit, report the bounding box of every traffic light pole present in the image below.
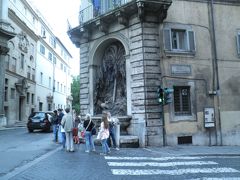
[162,104,166,146]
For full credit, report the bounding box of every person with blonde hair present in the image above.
[83,113,96,152]
[98,113,110,155]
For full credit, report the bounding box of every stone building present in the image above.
[68,0,240,147]
[0,0,73,127]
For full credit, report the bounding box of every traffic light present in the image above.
[164,88,174,104]
[157,86,164,104]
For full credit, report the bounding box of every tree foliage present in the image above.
[71,75,80,115]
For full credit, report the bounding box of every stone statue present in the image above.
[94,42,126,116]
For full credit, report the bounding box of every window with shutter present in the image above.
[163,26,195,55]
[174,86,191,116]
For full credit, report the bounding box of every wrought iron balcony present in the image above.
[79,0,132,25]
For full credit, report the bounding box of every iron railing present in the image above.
[79,0,132,25]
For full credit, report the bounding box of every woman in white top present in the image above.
[98,114,110,155]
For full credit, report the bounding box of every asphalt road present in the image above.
[1,128,240,180]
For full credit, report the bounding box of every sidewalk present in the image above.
[145,145,240,157]
[1,125,240,157]
[0,123,26,131]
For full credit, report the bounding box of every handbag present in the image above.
[72,127,78,136]
[91,127,96,135]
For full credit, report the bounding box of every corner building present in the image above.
[68,0,240,147]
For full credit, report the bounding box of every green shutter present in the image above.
[164,29,171,51]
[188,30,195,52]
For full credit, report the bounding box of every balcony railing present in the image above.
[79,0,132,25]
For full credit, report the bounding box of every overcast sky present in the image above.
[28,0,81,76]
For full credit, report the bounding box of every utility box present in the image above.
[204,107,215,128]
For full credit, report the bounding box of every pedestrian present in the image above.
[73,115,80,144]
[83,113,96,152]
[106,111,119,150]
[78,119,85,144]
[52,110,59,143]
[98,113,110,155]
[57,108,66,148]
[61,108,74,152]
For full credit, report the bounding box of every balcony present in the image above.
[79,0,132,25]
[68,0,172,47]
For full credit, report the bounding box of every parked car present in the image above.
[27,111,54,133]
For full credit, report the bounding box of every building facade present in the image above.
[1,0,73,127]
[69,0,240,147]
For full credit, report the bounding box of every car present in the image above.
[27,111,54,133]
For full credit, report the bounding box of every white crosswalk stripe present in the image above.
[108,161,218,167]
[104,156,240,178]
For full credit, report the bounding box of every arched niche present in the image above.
[88,35,131,116]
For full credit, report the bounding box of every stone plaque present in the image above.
[171,64,191,75]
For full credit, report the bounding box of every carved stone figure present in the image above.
[94,42,126,116]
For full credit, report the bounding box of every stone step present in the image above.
[93,135,139,148]
[14,121,27,127]
[119,135,139,148]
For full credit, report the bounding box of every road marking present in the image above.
[108,161,218,167]
[1,146,61,180]
[189,178,240,180]
[105,156,203,161]
[111,168,239,176]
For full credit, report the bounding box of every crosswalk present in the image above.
[104,156,240,178]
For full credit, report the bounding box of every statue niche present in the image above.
[94,42,126,116]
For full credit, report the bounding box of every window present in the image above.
[32,17,35,25]
[5,55,10,70]
[49,36,56,48]
[4,87,8,102]
[49,77,52,88]
[48,104,52,111]
[174,86,191,115]
[32,68,35,81]
[40,44,45,55]
[11,88,15,99]
[237,32,240,56]
[164,28,195,53]
[40,72,43,84]
[57,82,59,91]
[53,56,56,64]
[53,80,56,92]
[27,66,31,79]
[11,57,17,72]
[27,92,30,104]
[61,63,63,70]
[39,102,43,111]
[31,94,34,104]
[48,52,53,61]
[41,26,46,38]
[21,54,24,69]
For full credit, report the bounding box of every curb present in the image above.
[143,147,240,157]
[0,126,26,131]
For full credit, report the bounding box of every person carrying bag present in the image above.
[83,114,96,152]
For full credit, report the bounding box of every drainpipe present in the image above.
[138,1,148,147]
[210,0,222,145]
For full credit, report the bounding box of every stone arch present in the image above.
[88,34,130,116]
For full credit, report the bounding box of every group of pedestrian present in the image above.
[51,108,120,155]
[51,108,67,150]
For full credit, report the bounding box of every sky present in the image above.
[28,0,81,76]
